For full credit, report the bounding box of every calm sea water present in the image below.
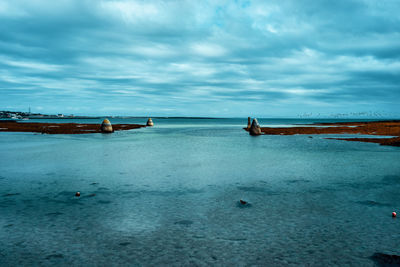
[1,118,399,266]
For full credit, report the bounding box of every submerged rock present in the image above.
[249,118,261,136]
[371,252,400,266]
[146,118,154,127]
[101,119,113,133]
[237,200,252,208]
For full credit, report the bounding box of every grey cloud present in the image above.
[0,0,399,117]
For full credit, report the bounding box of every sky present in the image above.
[0,0,399,118]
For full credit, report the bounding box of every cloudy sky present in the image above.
[0,0,399,117]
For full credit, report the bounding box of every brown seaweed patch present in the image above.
[0,121,146,134]
[246,120,400,147]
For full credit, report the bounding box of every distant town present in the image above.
[0,110,91,120]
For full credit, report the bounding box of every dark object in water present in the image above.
[371,252,400,266]
[75,192,80,197]
[237,200,252,208]
[308,136,313,138]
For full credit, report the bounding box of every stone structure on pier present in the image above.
[249,118,261,136]
[101,119,113,133]
[146,118,154,127]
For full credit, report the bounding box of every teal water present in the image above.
[0,118,400,266]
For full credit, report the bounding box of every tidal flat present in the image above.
[0,118,399,266]
[250,120,400,147]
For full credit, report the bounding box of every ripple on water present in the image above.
[45,212,64,217]
[2,193,20,197]
[174,220,193,226]
[98,200,112,204]
[0,199,16,207]
[236,201,252,208]
[355,200,391,207]
[237,186,280,195]
[97,187,110,191]
[45,254,64,260]
[56,191,79,197]
[382,175,400,185]
[286,179,311,184]
[78,193,96,199]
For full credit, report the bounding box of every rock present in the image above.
[146,118,154,127]
[247,117,251,129]
[371,253,400,266]
[237,200,252,208]
[101,119,113,133]
[249,118,261,136]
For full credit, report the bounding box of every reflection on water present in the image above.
[0,118,399,266]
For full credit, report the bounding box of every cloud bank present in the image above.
[0,0,399,117]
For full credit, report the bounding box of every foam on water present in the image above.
[0,118,399,266]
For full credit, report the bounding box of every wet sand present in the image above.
[0,121,146,134]
[246,120,400,147]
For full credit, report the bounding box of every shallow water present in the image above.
[1,118,400,266]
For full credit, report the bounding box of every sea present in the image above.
[0,118,399,266]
